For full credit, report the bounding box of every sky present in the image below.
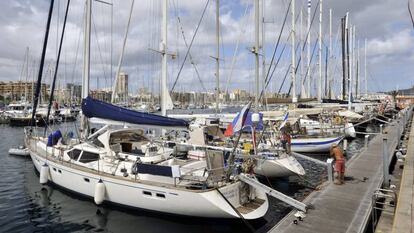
[0,0,413,96]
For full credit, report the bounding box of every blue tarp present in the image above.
[81,96,188,128]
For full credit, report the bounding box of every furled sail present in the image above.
[82,96,188,128]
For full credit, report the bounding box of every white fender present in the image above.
[94,179,106,205]
[39,164,49,184]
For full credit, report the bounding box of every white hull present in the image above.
[291,136,343,153]
[254,156,305,177]
[27,139,268,219]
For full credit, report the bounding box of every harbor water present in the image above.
[0,123,376,233]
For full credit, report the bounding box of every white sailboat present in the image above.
[25,0,268,219]
[290,136,343,153]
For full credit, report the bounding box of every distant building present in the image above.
[66,83,82,103]
[116,72,128,102]
[90,89,112,102]
[0,81,48,102]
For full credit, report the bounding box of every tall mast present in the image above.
[307,0,311,98]
[345,12,350,104]
[300,9,306,98]
[261,0,266,105]
[348,23,353,110]
[25,47,29,102]
[291,0,297,103]
[161,0,168,116]
[215,0,220,113]
[364,38,367,95]
[356,39,360,99]
[328,8,332,98]
[81,0,92,139]
[317,0,322,102]
[255,0,260,107]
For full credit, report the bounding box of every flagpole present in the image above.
[226,102,252,179]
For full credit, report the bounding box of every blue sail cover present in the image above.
[82,96,188,128]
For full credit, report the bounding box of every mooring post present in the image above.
[327,158,334,183]
[380,124,383,134]
[364,135,369,148]
[382,137,390,188]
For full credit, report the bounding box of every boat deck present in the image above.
[268,117,407,233]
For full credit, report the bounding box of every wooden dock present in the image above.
[268,116,409,233]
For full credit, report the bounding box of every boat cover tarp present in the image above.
[82,96,188,128]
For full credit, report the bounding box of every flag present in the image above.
[279,112,289,130]
[224,102,251,136]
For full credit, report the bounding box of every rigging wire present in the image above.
[409,0,414,29]
[224,4,250,94]
[91,11,109,86]
[170,0,211,93]
[31,0,55,125]
[45,0,71,135]
[266,0,320,97]
[258,0,292,101]
[176,16,207,92]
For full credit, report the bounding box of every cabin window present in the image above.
[68,149,82,161]
[78,151,100,163]
[156,193,165,198]
[143,191,152,196]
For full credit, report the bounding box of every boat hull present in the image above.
[254,156,305,177]
[291,136,343,153]
[26,139,268,219]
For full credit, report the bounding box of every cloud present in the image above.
[0,0,413,96]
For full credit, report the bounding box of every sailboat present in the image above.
[25,0,268,219]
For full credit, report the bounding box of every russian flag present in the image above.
[224,102,252,137]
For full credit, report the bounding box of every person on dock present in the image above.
[330,144,346,185]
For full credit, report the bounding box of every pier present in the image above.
[268,108,412,233]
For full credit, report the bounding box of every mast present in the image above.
[345,12,350,103]
[161,0,168,116]
[300,9,306,98]
[328,8,332,98]
[261,0,266,105]
[81,0,92,139]
[307,0,311,98]
[348,23,353,110]
[25,47,29,103]
[356,39,360,99]
[317,0,322,102]
[215,0,220,113]
[291,0,297,103]
[255,0,260,107]
[364,38,367,95]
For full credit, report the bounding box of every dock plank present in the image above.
[269,120,404,233]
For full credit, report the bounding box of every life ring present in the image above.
[334,116,342,125]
